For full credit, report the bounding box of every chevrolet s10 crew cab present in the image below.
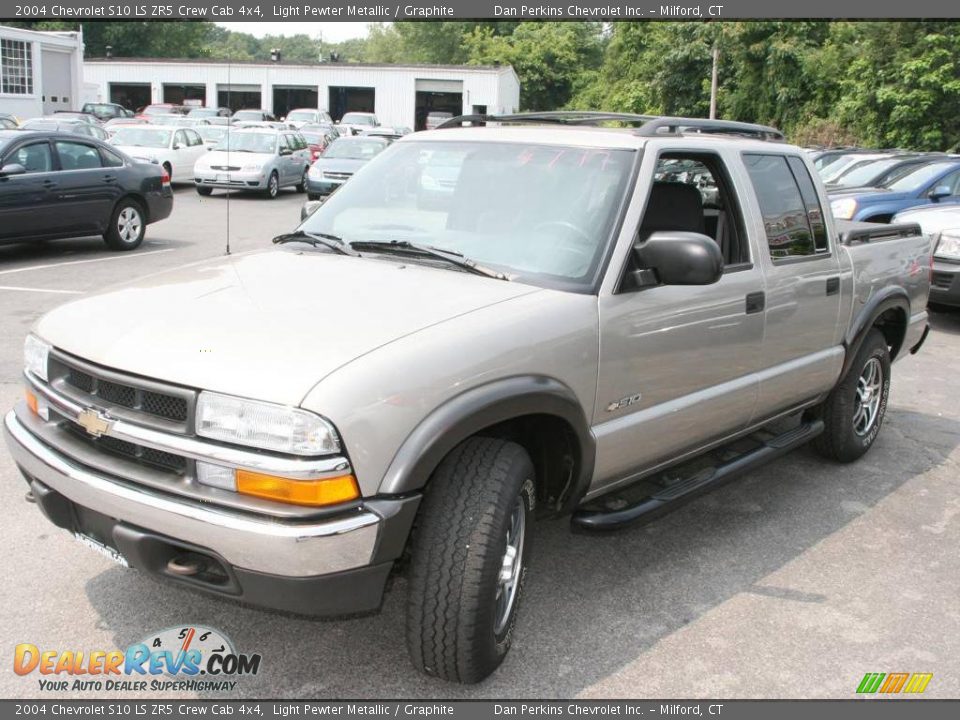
[5,112,932,683]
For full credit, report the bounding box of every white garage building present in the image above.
[0,24,85,120]
[83,58,520,131]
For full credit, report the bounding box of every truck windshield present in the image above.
[300,141,635,289]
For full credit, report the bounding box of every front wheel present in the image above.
[811,328,891,462]
[264,172,279,199]
[406,437,535,684]
[196,186,213,196]
[103,198,146,251]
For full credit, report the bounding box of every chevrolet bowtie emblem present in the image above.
[76,408,112,438]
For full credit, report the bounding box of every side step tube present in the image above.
[571,419,825,532]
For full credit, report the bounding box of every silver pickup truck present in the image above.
[4,113,932,684]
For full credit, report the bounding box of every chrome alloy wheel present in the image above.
[117,206,142,244]
[853,357,883,436]
[494,495,526,635]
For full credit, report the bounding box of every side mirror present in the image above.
[172,143,181,150]
[930,185,952,200]
[279,147,293,156]
[300,199,324,221]
[0,163,26,177]
[623,231,724,290]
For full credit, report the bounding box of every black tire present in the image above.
[103,198,146,251]
[307,193,320,201]
[811,328,891,463]
[296,169,307,193]
[264,172,279,199]
[196,186,213,196]
[406,437,535,684]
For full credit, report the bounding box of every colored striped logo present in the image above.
[857,672,933,694]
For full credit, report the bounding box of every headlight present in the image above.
[308,165,322,178]
[24,334,50,382]
[830,197,858,220]
[935,231,960,260]
[195,391,341,455]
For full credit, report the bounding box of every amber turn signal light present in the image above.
[25,390,38,416]
[235,470,360,507]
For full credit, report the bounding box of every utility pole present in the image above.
[709,44,719,119]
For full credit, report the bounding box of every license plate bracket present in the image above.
[73,531,129,568]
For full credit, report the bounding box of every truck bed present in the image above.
[836,219,924,245]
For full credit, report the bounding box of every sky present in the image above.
[216,22,373,42]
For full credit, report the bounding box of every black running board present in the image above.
[571,419,824,531]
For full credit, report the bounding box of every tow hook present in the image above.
[24,490,35,504]
[166,555,204,577]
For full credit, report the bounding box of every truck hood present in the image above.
[36,250,539,406]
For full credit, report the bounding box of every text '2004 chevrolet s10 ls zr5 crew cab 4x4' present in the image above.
[4,112,932,684]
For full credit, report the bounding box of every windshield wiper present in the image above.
[348,240,509,280]
[272,230,358,256]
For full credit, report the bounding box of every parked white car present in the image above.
[284,108,333,129]
[109,125,209,183]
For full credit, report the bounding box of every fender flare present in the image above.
[377,375,595,511]
[841,286,911,378]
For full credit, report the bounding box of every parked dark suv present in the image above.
[0,130,173,251]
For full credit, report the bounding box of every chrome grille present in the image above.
[324,171,352,180]
[932,271,953,290]
[64,422,187,475]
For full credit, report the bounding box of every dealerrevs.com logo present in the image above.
[14,626,261,693]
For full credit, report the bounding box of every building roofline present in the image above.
[84,57,515,74]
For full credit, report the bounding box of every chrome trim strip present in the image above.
[25,371,351,480]
[4,411,378,577]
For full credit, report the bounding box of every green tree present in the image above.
[464,22,604,111]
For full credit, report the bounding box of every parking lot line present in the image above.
[0,285,83,294]
[0,248,176,277]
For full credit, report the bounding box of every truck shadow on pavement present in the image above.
[83,407,958,698]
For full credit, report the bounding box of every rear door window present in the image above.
[55,141,102,171]
[743,154,819,260]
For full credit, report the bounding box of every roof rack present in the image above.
[435,111,785,142]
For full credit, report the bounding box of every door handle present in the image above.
[103,175,117,183]
[42,179,57,188]
[745,291,765,314]
[826,276,840,295]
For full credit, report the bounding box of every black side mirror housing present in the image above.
[623,231,724,290]
[930,185,952,201]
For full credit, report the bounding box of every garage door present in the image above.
[415,79,463,94]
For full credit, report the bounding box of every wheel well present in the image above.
[873,306,907,359]
[863,213,893,224]
[476,413,582,517]
[117,194,149,223]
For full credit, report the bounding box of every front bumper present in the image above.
[306,176,345,195]
[930,259,960,307]
[194,169,269,190]
[4,409,419,615]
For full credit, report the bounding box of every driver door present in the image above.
[591,148,766,496]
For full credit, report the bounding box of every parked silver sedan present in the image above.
[193,127,311,198]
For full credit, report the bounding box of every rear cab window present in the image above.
[743,153,830,260]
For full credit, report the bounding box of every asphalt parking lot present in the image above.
[1,185,958,699]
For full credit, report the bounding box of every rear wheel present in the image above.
[406,437,535,684]
[296,169,308,193]
[103,198,145,251]
[811,328,891,462]
[264,172,279,199]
